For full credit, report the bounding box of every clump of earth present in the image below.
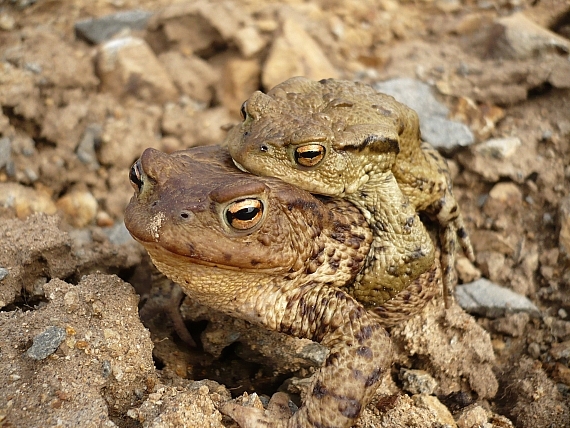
[0,1,569,427]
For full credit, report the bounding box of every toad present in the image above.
[124,146,437,427]
[226,77,474,303]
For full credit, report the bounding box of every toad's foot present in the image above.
[440,215,475,308]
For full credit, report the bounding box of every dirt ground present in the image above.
[1,0,569,427]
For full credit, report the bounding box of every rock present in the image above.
[96,36,178,104]
[412,395,456,427]
[550,341,570,360]
[487,12,570,60]
[40,100,90,151]
[2,29,99,90]
[559,195,570,258]
[458,135,541,183]
[0,275,157,426]
[234,26,267,58]
[98,102,162,169]
[146,1,251,55]
[497,357,570,428]
[491,312,530,337]
[159,51,219,103]
[0,12,16,31]
[476,251,506,282]
[391,301,497,399]
[544,317,570,340]
[483,182,523,226]
[263,18,339,90]
[470,230,516,256]
[372,394,457,427]
[215,56,261,113]
[76,123,102,169]
[105,222,134,246]
[456,278,540,318]
[25,326,67,360]
[455,256,481,283]
[400,369,437,395]
[456,404,514,428]
[374,78,474,152]
[450,96,505,141]
[74,10,153,44]
[127,382,229,427]
[474,136,521,159]
[161,104,233,147]
[0,136,12,171]
[0,268,8,281]
[56,189,98,228]
[0,182,57,218]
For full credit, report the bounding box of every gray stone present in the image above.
[75,10,152,45]
[559,195,570,258]
[0,137,12,170]
[456,278,540,318]
[105,222,134,246]
[0,267,8,281]
[373,78,474,152]
[26,326,66,360]
[400,368,438,395]
[76,123,102,169]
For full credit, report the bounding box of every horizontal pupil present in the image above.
[230,207,258,221]
[299,150,320,158]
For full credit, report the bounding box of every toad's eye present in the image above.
[225,199,264,230]
[129,160,143,192]
[294,144,325,167]
[240,101,247,120]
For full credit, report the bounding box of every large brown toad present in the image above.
[125,146,395,428]
[226,77,474,303]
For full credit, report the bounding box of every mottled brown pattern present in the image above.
[124,146,395,428]
[226,77,474,304]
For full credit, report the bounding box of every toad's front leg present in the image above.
[221,284,392,428]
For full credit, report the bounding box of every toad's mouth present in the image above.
[232,158,249,173]
[133,238,284,275]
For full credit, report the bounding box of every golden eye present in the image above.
[225,199,264,230]
[240,101,247,120]
[294,144,325,167]
[129,160,143,192]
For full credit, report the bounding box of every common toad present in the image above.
[226,77,474,303]
[124,146,395,427]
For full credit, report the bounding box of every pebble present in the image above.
[0,13,16,31]
[0,137,12,170]
[474,136,521,159]
[559,195,570,257]
[400,368,437,395]
[373,78,474,152]
[26,326,66,360]
[75,10,153,45]
[76,123,102,169]
[550,341,570,360]
[0,267,8,281]
[56,189,98,228]
[487,12,570,60]
[491,312,530,337]
[456,278,540,318]
[105,222,134,246]
[262,18,339,90]
[0,182,58,218]
[96,36,178,103]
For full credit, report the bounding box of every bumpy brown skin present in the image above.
[125,146,395,428]
[226,77,474,304]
